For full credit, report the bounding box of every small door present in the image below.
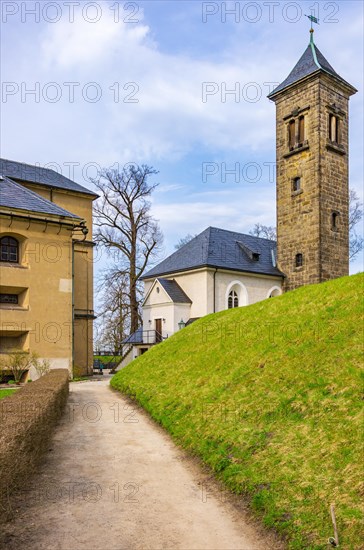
[155,319,162,343]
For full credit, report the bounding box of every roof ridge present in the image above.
[209,226,276,243]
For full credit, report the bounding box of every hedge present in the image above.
[0,369,69,520]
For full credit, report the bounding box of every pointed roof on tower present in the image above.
[268,31,357,100]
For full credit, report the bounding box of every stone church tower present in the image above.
[268,31,357,291]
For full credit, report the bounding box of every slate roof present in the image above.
[0,176,81,219]
[122,328,143,344]
[268,35,357,98]
[157,278,192,303]
[142,227,283,279]
[0,158,98,197]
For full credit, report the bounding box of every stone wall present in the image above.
[273,73,353,291]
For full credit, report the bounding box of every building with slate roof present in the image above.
[120,227,283,365]
[119,30,356,367]
[0,159,97,380]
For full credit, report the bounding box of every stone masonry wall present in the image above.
[273,74,351,291]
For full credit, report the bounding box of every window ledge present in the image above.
[0,262,28,269]
[294,266,304,272]
[0,305,28,311]
[292,189,303,197]
[326,142,346,155]
[284,143,309,158]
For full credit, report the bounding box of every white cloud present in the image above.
[41,9,150,69]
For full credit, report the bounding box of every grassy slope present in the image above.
[111,274,364,549]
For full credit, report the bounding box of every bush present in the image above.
[0,369,69,521]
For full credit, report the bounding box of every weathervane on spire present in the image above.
[305,13,319,34]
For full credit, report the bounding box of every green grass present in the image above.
[111,273,364,549]
[0,389,18,400]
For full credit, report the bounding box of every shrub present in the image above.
[0,369,69,521]
[7,350,39,384]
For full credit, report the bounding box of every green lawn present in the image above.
[0,389,18,400]
[111,273,364,549]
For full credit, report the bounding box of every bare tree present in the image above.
[95,270,134,350]
[92,164,163,335]
[249,223,277,241]
[349,189,364,261]
[174,233,196,250]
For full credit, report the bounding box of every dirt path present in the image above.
[1,379,282,550]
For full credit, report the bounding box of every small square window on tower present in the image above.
[295,253,303,268]
[292,177,301,193]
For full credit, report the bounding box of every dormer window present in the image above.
[252,252,260,262]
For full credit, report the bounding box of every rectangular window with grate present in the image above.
[0,294,18,304]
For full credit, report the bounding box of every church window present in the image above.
[295,253,303,268]
[228,290,239,309]
[292,177,301,193]
[0,236,19,263]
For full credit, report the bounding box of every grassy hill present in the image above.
[111,274,364,549]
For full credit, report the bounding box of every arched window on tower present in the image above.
[288,120,295,150]
[228,290,239,309]
[0,236,19,263]
[329,114,340,144]
[298,115,305,145]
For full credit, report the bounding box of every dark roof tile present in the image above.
[0,158,98,197]
[157,278,192,303]
[269,37,356,98]
[0,176,81,219]
[142,227,283,279]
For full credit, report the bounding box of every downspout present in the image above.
[71,240,75,374]
[71,223,88,375]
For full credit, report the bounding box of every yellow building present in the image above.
[0,159,97,379]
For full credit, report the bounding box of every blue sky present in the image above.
[1,0,363,274]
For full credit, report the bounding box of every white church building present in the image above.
[120,227,283,365]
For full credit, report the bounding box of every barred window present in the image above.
[0,294,18,304]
